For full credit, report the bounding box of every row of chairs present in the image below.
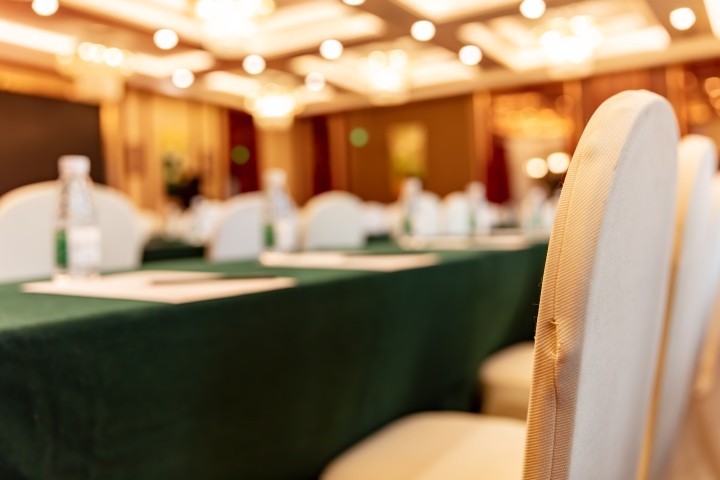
[319,90,720,479]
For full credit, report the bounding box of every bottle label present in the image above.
[56,230,68,268]
[65,226,101,272]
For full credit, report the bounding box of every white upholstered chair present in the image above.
[0,181,145,282]
[478,134,720,425]
[205,193,265,262]
[322,90,678,480]
[638,134,717,479]
[441,192,472,236]
[301,191,365,250]
[361,201,389,237]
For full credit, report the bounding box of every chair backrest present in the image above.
[694,174,720,397]
[0,181,144,282]
[523,90,679,480]
[414,191,441,236]
[206,193,264,262]
[361,201,389,237]
[301,191,364,250]
[640,134,716,479]
[440,192,471,235]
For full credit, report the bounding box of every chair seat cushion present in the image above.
[322,412,525,480]
[479,342,534,420]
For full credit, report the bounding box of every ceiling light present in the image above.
[524,157,548,179]
[519,0,545,20]
[305,72,326,91]
[154,29,179,50]
[670,7,696,31]
[32,0,59,16]
[359,49,411,105]
[320,39,343,60]
[342,0,365,5]
[246,84,299,130]
[56,41,135,102]
[411,20,436,42]
[195,0,275,58]
[458,45,482,65]
[243,54,266,74]
[547,152,570,174]
[172,68,195,88]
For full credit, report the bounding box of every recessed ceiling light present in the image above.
[320,39,343,60]
[32,0,59,16]
[524,157,548,179]
[154,29,179,50]
[519,0,546,20]
[305,72,326,92]
[243,54,266,75]
[670,7,696,31]
[547,152,570,174]
[459,45,482,65]
[172,68,195,89]
[342,0,366,5]
[411,20,436,41]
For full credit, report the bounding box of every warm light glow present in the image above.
[342,0,365,4]
[540,16,603,66]
[195,0,275,58]
[670,7,696,31]
[32,0,59,16]
[320,39,343,60]
[458,45,482,65]
[360,49,410,105]
[547,152,570,174]
[411,20,436,41]
[246,84,299,130]
[154,29,179,50]
[524,157,548,179]
[305,72,326,91]
[172,68,195,88]
[243,54,266,74]
[103,48,125,68]
[705,0,720,39]
[519,0,545,19]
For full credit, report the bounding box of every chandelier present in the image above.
[245,84,301,130]
[195,0,275,58]
[56,41,135,102]
[539,16,602,77]
[358,49,411,106]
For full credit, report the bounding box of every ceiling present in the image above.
[1,0,720,116]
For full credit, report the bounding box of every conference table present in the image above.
[0,240,547,480]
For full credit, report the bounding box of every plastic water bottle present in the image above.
[54,155,102,282]
[400,177,421,237]
[263,169,298,253]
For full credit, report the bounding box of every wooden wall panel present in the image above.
[344,95,475,202]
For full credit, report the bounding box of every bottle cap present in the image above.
[59,155,91,175]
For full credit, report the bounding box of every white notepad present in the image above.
[21,270,296,304]
[260,252,438,272]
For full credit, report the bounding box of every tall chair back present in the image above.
[206,193,264,262]
[524,90,679,480]
[640,134,716,479]
[301,191,364,250]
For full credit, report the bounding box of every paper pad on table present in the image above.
[260,252,438,272]
[403,234,531,251]
[21,270,296,304]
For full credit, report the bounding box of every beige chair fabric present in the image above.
[695,173,720,398]
[639,134,716,479]
[524,90,678,480]
[321,90,679,480]
[479,341,534,420]
[322,412,526,480]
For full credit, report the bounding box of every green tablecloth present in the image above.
[142,238,205,263]
[0,242,547,480]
